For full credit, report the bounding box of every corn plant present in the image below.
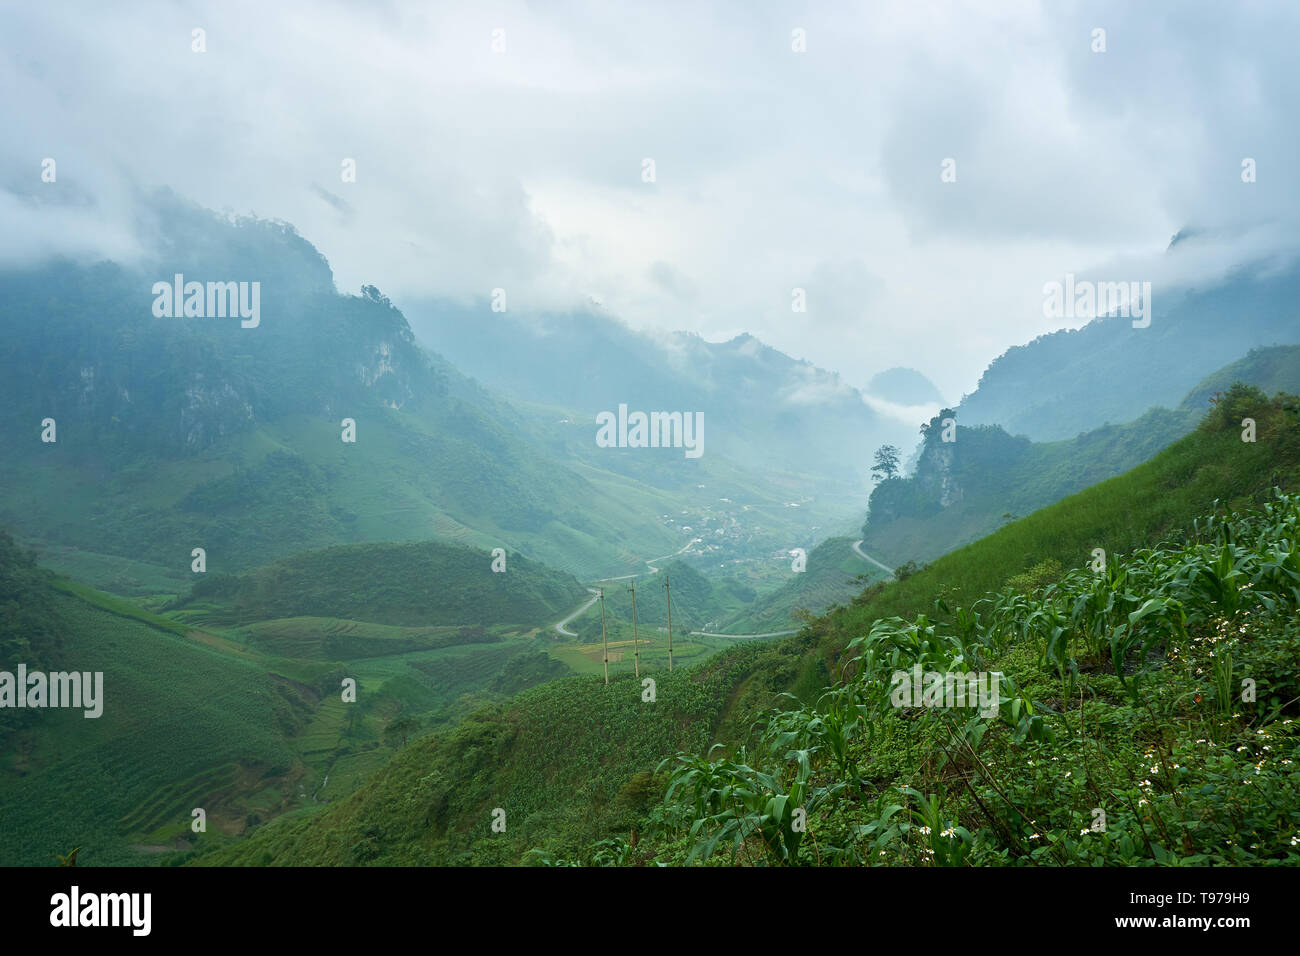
[660,744,840,865]
[857,788,974,866]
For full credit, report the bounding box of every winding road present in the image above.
[851,539,897,580]
[551,537,897,641]
[552,538,702,637]
[688,540,896,638]
[554,588,602,638]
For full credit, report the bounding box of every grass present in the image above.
[48,577,191,636]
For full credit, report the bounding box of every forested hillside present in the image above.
[0,198,854,582]
[862,347,1300,566]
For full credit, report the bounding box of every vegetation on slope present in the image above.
[191,638,820,865]
[0,536,586,865]
[170,540,588,628]
[194,385,1300,865]
[0,532,61,707]
[640,489,1300,865]
[0,588,312,866]
[863,346,1300,565]
[556,386,1300,865]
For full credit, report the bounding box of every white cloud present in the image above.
[2,0,1296,400]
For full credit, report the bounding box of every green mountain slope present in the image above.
[0,529,592,865]
[862,346,1300,566]
[0,539,309,865]
[719,536,890,634]
[1179,345,1300,412]
[170,540,587,629]
[0,198,853,584]
[191,386,1300,865]
[636,393,1300,866]
[733,349,1300,627]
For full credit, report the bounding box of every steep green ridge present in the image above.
[0,258,674,581]
[1179,345,1300,412]
[857,386,1299,624]
[170,540,587,628]
[863,346,1300,567]
[722,348,1300,629]
[191,387,1300,865]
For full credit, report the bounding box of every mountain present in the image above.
[0,195,848,583]
[1180,344,1300,410]
[401,302,916,489]
[957,248,1300,440]
[862,346,1300,566]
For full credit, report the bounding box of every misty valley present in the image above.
[3,8,1299,919]
[2,202,1298,874]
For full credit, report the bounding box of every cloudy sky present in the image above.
[3,0,1297,401]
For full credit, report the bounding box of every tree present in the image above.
[871,444,901,482]
[920,407,957,441]
[384,716,419,749]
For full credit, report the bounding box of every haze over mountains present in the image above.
[4,190,1299,608]
[958,235,1300,440]
[8,0,1300,896]
[402,300,920,485]
[0,194,903,589]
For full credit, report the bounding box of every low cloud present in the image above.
[2,0,1296,399]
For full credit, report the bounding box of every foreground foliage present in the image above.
[645,488,1300,865]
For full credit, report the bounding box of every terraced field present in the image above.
[0,582,574,865]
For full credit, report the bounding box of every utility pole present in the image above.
[599,588,609,685]
[664,572,673,672]
[630,580,640,679]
